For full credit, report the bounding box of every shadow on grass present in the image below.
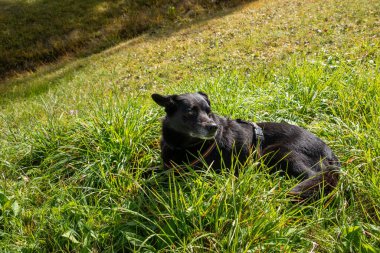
[0,0,252,82]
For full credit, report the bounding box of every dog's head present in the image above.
[152,92,218,139]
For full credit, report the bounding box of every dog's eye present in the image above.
[187,107,197,114]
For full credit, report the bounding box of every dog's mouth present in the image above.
[189,133,216,140]
[189,127,218,140]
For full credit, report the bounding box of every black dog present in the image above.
[152,92,340,199]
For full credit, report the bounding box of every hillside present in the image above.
[0,0,246,80]
[1,0,380,251]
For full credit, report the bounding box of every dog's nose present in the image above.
[206,124,218,132]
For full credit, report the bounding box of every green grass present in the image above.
[0,0,245,79]
[1,0,380,251]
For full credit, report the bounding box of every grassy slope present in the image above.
[0,0,245,79]
[1,0,380,251]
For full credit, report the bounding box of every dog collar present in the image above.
[252,123,264,157]
[236,119,265,157]
[165,141,217,168]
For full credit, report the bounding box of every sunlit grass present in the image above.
[0,0,246,80]
[1,0,380,251]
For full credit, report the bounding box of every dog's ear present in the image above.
[198,91,210,106]
[152,93,178,114]
[151,94,178,114]
[151,93,173,107]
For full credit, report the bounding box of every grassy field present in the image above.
[0,0,245,80]
[1,0,380,252]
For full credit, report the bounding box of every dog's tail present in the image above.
[288,160,341,201]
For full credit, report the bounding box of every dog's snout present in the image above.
[206,124,218,132]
